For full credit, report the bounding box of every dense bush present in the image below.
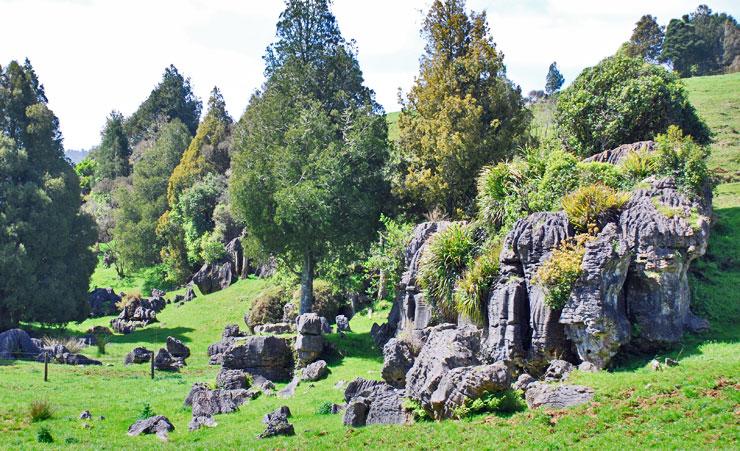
[454,240,501,324]
[620,145,657,182]
[577,161,626,189]
[199,230,226,264]
[418,223,476,321]
[562,184,629,232]
[555,54,710,156]
[476,161,528,233]
[246,286,288,328]
[533,236,590,310]
[530,149,580,211]
[653,126,711,194]
[364,215,414,302]
[292,279,349,321]
[452,390,526,419]
[36,427,53,444]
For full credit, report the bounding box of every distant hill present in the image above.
[64,149,89,164]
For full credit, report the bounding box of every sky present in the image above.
[1,0,738,150]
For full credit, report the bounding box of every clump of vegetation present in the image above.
[403,398,431,422]
[530,149,581,211]
[620,146,657,182]
[115,293,142,311]
[36,427,53,444]
[138,403,155,420]
[476,161,528,233]
[246,286,288,329]
[555,54,710,156]
[94,333,109,355]
[452,390,526,419]
[562,184,629,232]
[29,400,54,423]
[653,126,711,194]
[577,161,626,189]
[199,230,226,264]
[533,236,590,310]
[304,280,348,321]
[418,223,476,321]
[315,402,334,415]
[41,336,85,354]
[454,241,501,324]
[364,215,414,302]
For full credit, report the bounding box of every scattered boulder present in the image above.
[295,313,325,365]
[184,382,209,406]
[191,388,255,417]
[381,338,416,388]
[153,348,183,371]
[127,415,174,440]
[254,323,293,335]
[184,285,197,302]
[512,373,536,391]
[110,296,164,334]
[343,400,369,427]
[320,316,332,334]
[296,313,323,335]
[258,406,294,439]
[543,360,574,382]
[216,368,250,390]
[191,259,236,295]
[166,336,190,361]
[188,414,217,431]
[208,325,247,365]
[525,383,594,409]
[301,360,329,381]
[342,378,410,427]
[0,329,40,360]
[39,345,101,366]
[252,374,276,394]
[79,410,92,420]
[221,336,294,381]
[578,361,599,373]
[429,362,511,419]
[88,287,121,317]
[370,322,394,348]
[124,347,152,365]
[331,403,346,414]
[336,315,351,332]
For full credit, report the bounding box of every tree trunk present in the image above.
[377,269,388,301]
[299,253,315,314]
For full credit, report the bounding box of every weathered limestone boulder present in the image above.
[295,313,325,365]
[216,368,250,390]
[192,260,236,295]
[342,378,410,427]
[128,416,174,440]
[301,360,329,381]
[582,141,655,165]
[124,347,152,365]
[320,316,332,334]
[254,323,293,335]
[188,415,217,431]
[512,373,536,391]
[559,224,631,368]
[254,256,277,279]
[39,345,102,366]
[370,322,395,348]
[191,388,255,417]
[429,362,511,419]
[381,338,416,388]
[184,382,209,407]
[154,348,183,371]
[110,296,165,334]
[405,325,482,409]
[336,315,351,332]
[258,406,294,439]
[208,325,247,365]
[0,329,40,360]
[88,287,121,317]
[166,336,190,361]
[525,383,594,409]
[221,336,294,381]
[543,360,574,382]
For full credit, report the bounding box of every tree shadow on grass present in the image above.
[107,325,197,345]
[324,331,384,367]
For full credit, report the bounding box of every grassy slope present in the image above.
[0,75,737,449]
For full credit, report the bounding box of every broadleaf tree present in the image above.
[230,0,390,314]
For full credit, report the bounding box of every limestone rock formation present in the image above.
[154,348,183,371]
[582,141,655,165]
[543,360,574,382]
[110,295,165,334]
[124,347,152,365]
[166,336,190,361]
[336,315,351,332]
[254,323,293,335]
[381,338,416,388]
[429,362,510,419]
[216,368,250,390]
[0,329,40,360]
[525,383,594,409]
[38,345,102,366]
[88,287,121,317]
[127,415,174,440]
[301,360,329,381]
[208,325,247,365]
[221,336,294,381]
[258,406,294,438]
[295,313,325,365]
[342,378,410,427]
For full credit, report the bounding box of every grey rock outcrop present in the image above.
[295,313,325,365]
[381,338,416,388]
[192,260,236,295]
[127,415,174,440]
[525,383,594,409]
[0,329,40,360]
[301,360,329,381]
[88,287,121,317]
[254,323,293,335]
[39,345,102,366]
[336,315,351,332]
[429,362,511,419]
[208,324,247,365]
[191,388,255,417]
[405,325,482,409]
[543,359,574,382]
[342,378,410,427]
[221,336,294,381]
[277,376,301,398]
[258,406,294,439]
[512,373,536,391]
[153,348,183,371]
[166,336,190,362]
[216,368,250,390]
[110,296,165,334]
[184,285,197,302]
[583,141,655,165]
[124,347,152,365]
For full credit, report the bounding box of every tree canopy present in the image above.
[124,65,202,145]
[625,15,664,63]
[0,60,97,329]
[93,110,131,180]
[230,0,390,313]
[545,62,565,95]
[395,0,530,217]
[555,54,710,156]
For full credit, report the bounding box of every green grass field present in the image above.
[0,74,738,449]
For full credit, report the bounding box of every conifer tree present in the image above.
[545,62,565,95]
[94,110,131,180]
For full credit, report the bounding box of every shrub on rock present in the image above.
[246,286,288,330]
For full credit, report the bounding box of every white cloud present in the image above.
[0,0,737,149]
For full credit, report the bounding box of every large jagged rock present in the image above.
[582,141,655,165]
[216,368,250,390]
[559,224,631,368]
[166,336,190,361]
[110,296,165,334]
[208,325,247,365]
[258,406,294,438]
[301,360,329,381]
[381,338,416,388]
[254,323,293,335]
[128,415,174,440]
[295,313,325,365]
[88,287,121,317]
[525,383,594,409]
[222,336,294,382]
[192,261,236,295]
[154,348,183,371]
[124,347,152,365]
[618,177,711,348]
[429,362,511,419]
[0,329,40,360]
[405,325,482,409]
[342,378,410,427]
[191,387,255,417]
[38,345,102,366]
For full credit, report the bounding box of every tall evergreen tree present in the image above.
[93,110,131,180]
[230,0,390,314]
[545,62,565,95]
[626,14,665,63]
[0,60,97,329]
[124,65,202,145]
[396,0,530,217]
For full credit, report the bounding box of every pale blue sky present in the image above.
[1,0,737,150]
